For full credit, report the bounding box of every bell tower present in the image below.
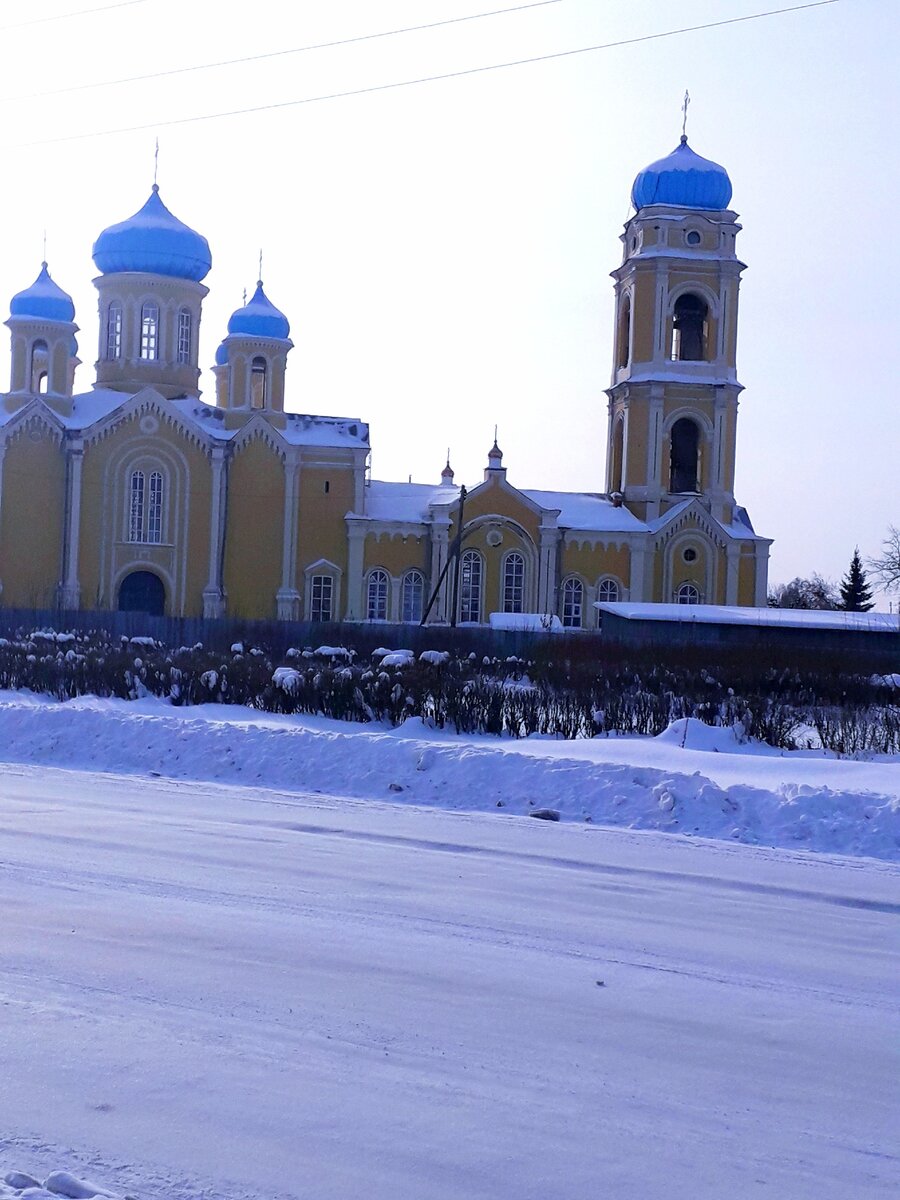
[606,135,745,525]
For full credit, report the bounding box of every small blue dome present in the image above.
[92,185,212,281]
[226,281,290,339]
[214,342,229,366]
[631,137,732,211]
[10,262,75,323]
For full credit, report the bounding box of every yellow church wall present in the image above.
[0,429,65,608]
[624,407,649,489]
[560,542,630,587]
[224,438,284,618]
[738,553,757,606]
[296,465,352,579]
[629,273,658,363]
[363,533,428,577]
[453,482,542,546]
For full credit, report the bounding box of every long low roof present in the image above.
[596,602,899,633]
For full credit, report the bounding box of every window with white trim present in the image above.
[459,550,483,624]
[597,578,620,604]
[310,575,334,622]
[367,569,389,621]
[128,469,165,544]
[250,356,267,409]
[176,309,192,364]
[106,303,123,361]
[561,577,584,628]
[401,570,424,624]
[502,552,525,613]
[140,302,159,361]
[676,581,701,604]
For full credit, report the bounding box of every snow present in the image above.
[598,601,900,632]
[0,712,895,1200]
[360,479,460,522]
[522,489,646,530]
[489,612,564,632]
[0,692,896,861]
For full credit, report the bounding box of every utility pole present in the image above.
[419,484,467,626]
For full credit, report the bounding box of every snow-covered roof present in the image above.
[596,602,899,633]
[523,490,647,531]
[363,480,460,523]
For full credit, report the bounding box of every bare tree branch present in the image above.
[868,525,900,593]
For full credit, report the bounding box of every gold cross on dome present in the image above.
[681,90,691,140]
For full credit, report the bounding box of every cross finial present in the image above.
[153,137,159,188]
[42,228,47,265]
[242,286,247,306]
[681,90,690,143]
[493,424,498,446]
[258,248,263,285]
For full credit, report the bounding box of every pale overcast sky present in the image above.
[0,0,896,601]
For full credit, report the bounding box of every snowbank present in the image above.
[0,694,896,861]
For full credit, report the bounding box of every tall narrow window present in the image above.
[616,295,631,369]
[129,471,145,542]
[310,575,333,622]
[401,570,424,624]
[176,308,192,364]
[561,577,584,628]
[610,416,624,493]
[30,339,48,392]
[676,581,701,604]
[147,471,164,544]
[669,418,701,493]
[459,550,483,624]
[140,302,159,361]
[106,302,123,361]
[597,578,620,604]
[367,569,389,621]
[502,552,525,613]
[671,293,708,361]
[250,356,267,409]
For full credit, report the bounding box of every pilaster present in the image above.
[59,438,83,609]
[202,445,228,619]
[345,522,366,620]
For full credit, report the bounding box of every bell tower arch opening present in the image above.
[671,293,708,361]
[669,417,701,494]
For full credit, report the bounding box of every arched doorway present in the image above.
[118,570,165,616]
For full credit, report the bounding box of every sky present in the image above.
[0,0,896,601]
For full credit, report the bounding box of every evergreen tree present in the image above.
[839,547,874,611]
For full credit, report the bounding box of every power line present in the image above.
[5,1,564,103]
[0,0,148,32]
[15,0,840,149]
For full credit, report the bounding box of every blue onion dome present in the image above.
[631,136,732,211]
[70,336,79,357]
[10,262,75,322]
[92,184,212,281]
[214,341,229,366]
[226,281,290,339]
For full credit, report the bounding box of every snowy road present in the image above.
[0,763,897,1200]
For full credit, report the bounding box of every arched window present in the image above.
[561,577,584,628]
[250,356,267,409]
[106,302,123,361]
[310,575,334,622]
[367,569,389,621]
[597,578,620,604]
[176,308,192,364]
[459,550,483,624]
[140,302,159,361]
[671,293,708,362]
[610,416,624,493]
[669,418,701,493]
[676,581,701,604]
[129,470,145,542]
[502,552,525,613]
[30,339,48,393]
[147,471,164,544]
[128,468,165,543]
[616,294,631,369]
[401,570,424,624]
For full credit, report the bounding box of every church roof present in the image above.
[9,262,75,323]
[92,185,212,281]
[226,281,290,340]
[631,138,732,211]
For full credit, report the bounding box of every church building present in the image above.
[0,134,770,625]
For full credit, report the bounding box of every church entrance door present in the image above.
[118,570,165,616]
